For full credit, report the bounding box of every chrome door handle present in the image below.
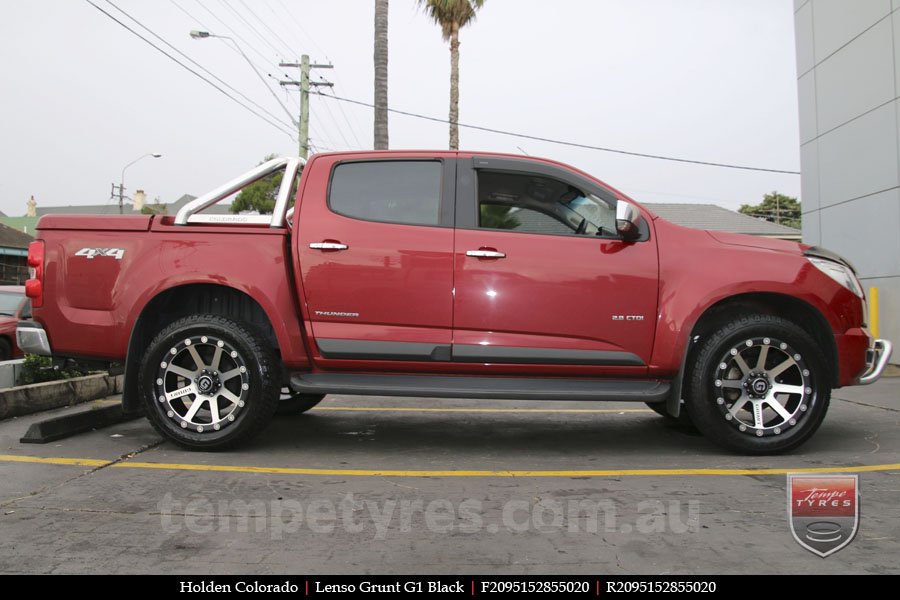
[309,242,348,251]
[466,249,506,258]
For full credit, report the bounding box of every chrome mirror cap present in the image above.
[615,200,642,240]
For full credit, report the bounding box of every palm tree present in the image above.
[373,0,389,149]
[418,0,485,150]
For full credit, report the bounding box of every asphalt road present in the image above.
[0,379,898,574]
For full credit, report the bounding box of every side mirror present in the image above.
[615,200,643,240]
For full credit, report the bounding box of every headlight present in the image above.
[808,257,864,297]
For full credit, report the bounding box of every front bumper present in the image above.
[16,320,51,356]
[859,339,893,385]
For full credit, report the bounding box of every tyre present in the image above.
[0,338,11,361]
[684,314,831,454]
[276,388,325,415]
[138,314,280,450]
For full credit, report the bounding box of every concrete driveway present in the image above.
[1,379,898,574]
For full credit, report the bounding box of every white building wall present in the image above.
[795,0,900,359]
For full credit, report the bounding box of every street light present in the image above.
[119,152,162,215]
[189,30,297,129]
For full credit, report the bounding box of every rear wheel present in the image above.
[139,314,279,450]
[685,314,830,454]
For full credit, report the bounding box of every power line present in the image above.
[312,91,801,175]
[84,0,296,139]
[236,0,295,60]
[106,0,291,131]
[219,0,286,60]
[193,0,290,78]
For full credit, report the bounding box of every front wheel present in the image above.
[139,314,280,450]
[684,314,831,455]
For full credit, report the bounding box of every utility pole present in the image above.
[280,55,333,159]
[111,183,126,215]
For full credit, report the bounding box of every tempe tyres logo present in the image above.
[788,474,858,557]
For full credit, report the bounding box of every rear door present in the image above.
[297,154,457,369]
[451,156,659,374]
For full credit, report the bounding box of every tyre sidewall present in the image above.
[139,316,278,450]
[686,316,831,454]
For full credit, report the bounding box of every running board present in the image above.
[289,373,671,403]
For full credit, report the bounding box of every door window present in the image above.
[329,161,443,226]
[477,171,616,237]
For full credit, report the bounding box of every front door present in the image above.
[452,157,659,374]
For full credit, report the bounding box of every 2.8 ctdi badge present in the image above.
[788,474,858,557]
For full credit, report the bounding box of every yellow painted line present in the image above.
[0,455,110,468]
[315,406,653,414]
[3,454,900,478]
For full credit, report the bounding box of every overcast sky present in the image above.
[0,0,800,216]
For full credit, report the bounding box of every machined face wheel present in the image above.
[155,335,250,433]
[712,336,814,438]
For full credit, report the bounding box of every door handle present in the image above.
[309,241,349,251]
[466,249,506,259]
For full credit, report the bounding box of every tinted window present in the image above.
[330,161,442,226]
[477,171,616,237]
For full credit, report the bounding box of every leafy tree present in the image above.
[231,154,281,214]
[480,204,520,230]
[141,198,168,215]
[418,0,486,149]
[739,191,801,229]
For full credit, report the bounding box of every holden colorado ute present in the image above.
[17,152,892,453]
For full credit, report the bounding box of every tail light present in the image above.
[25,240,44,308]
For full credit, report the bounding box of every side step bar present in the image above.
[290,373,671,403]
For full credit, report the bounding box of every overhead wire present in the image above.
[84,0,296,139]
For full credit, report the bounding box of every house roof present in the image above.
[0,222,35,248]
[644,203,801,237]
[0,217,39,236]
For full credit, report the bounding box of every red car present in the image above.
[16,152,892,453]
[0,285,29,361]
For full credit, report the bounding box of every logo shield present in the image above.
[788,474,858,557]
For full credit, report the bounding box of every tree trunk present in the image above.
[373,0,389,150]
[449,20,460,150]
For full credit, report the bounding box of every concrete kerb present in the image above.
[0,373,124,420]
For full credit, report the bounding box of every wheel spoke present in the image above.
[752,401,765,429]
[720,379,743,389]
[219,388,242,405]
[183,397,206,422]
[219,367,242,382]
[756,344,770,371]
[729,395,750,417]
[772,383,804,396]
[733,353,751,376]
[165,384,197,402]
[167,365,196,379]
[208,396,221,424]
[768,357,796,379]
[210,346,223,371]
[186,345,205,370]
[765,397,793,422]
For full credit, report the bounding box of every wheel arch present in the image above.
[122,283,280,414]
[668,292,838,416]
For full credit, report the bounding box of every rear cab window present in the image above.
[328,161,444,226]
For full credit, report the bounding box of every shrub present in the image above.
[16,354,87,386]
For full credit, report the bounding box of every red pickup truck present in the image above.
[17,151,891,453]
